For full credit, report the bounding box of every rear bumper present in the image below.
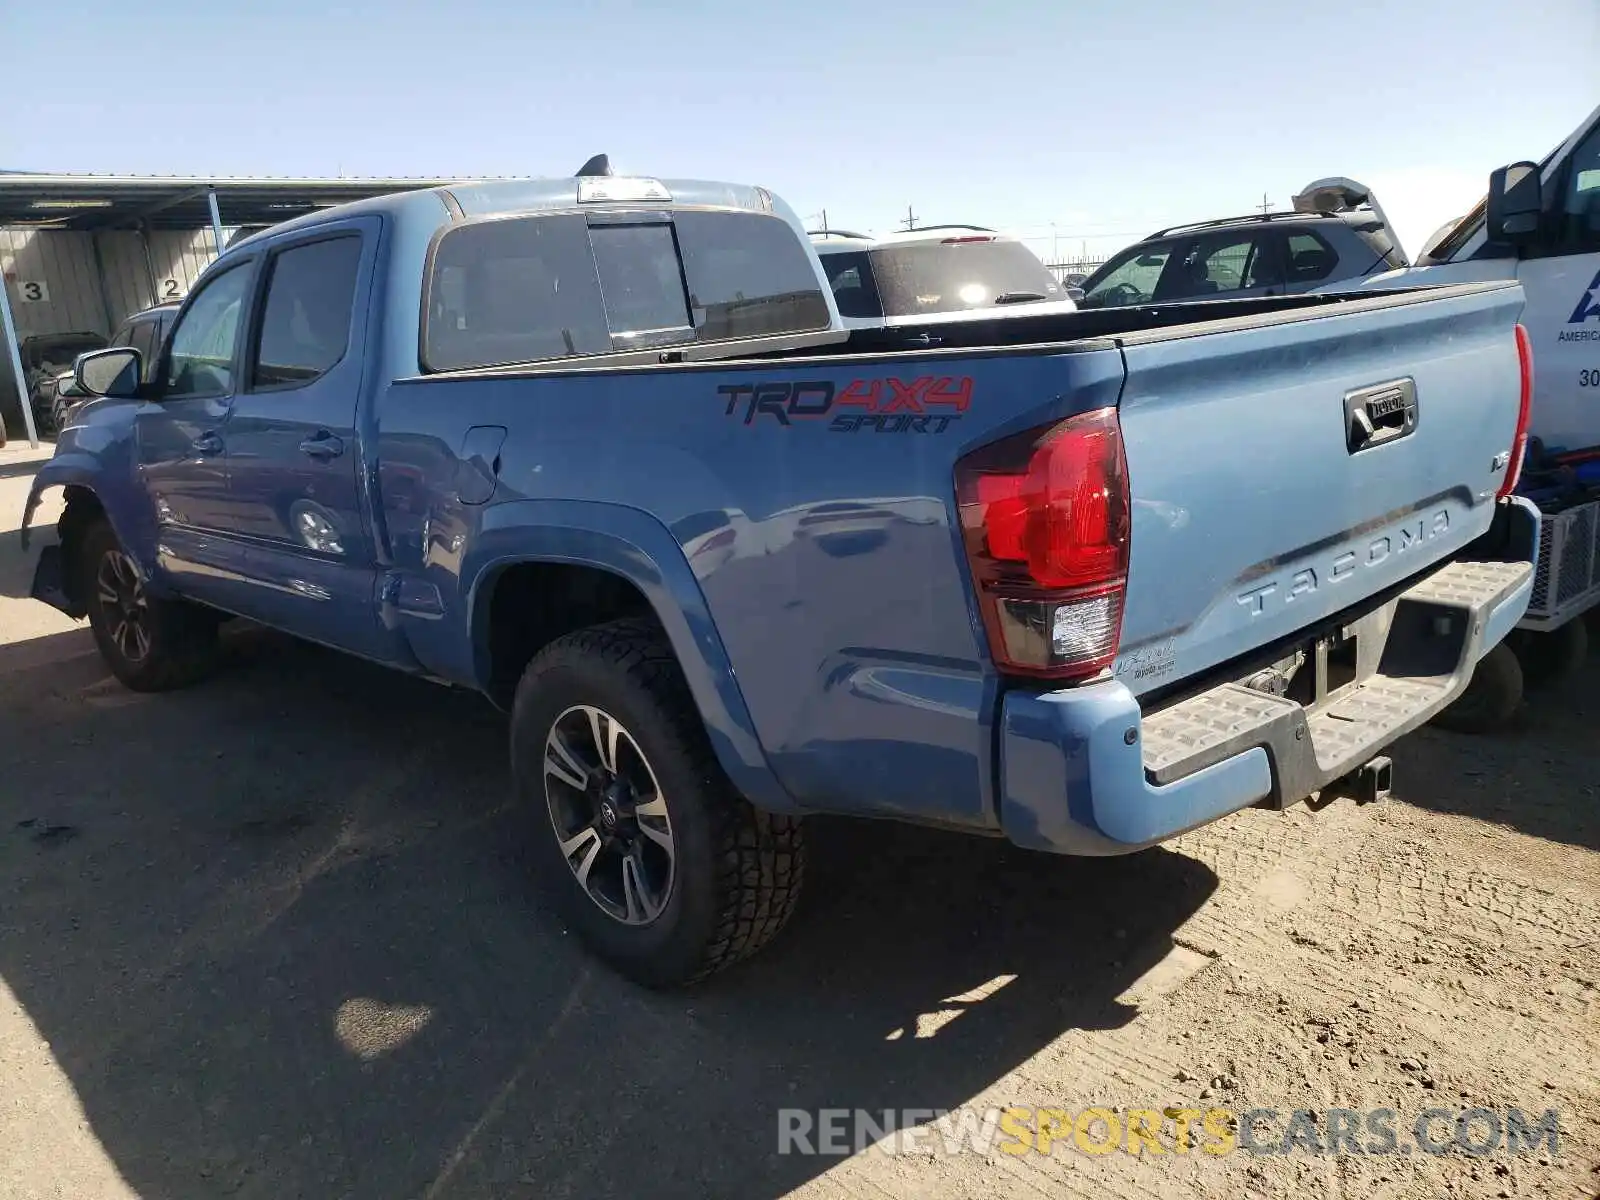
[997,496,1538,856]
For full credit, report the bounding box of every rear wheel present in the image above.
[1508,619,1589,689]
[1431,641,1523,734]
[511,619,805,988]
[80,518,219,691]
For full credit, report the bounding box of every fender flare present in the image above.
[461,498,798,814]
[19,453,133,554]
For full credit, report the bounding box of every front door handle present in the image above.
[191,431,223,456]
[299,431,345,461]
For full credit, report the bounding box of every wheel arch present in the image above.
[462,499,797,814]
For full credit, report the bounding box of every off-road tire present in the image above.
[1430,641,1523,735]
[511,618,805,988]
[80,518,219,692]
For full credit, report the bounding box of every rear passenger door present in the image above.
[221,218,395,660]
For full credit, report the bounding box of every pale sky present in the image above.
[4,0,1597,265]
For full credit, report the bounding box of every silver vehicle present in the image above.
[809,225,1076,329]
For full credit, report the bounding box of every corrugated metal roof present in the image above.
[0,173,526,231]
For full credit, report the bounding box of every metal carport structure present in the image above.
[0,174,462,448]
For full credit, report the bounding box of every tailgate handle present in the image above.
[1344,378,1417,454]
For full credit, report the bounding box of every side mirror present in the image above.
[1486,161,1542,244]
[1065,286,1085,303]
[75,347,142,399]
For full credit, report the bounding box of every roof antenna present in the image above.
[576,154,614,178]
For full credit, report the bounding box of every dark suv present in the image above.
[1075,202,1407,310]
[43,302,179,431]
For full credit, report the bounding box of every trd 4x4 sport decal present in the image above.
[718,376,973,433]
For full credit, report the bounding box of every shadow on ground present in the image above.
[1392,640,1600,853]
[0,631,1219,1200]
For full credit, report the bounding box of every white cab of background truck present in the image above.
[1318,103,1600,453]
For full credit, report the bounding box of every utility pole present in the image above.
[810,208,829,233]
[899,204,918,231]
[1255,192,1274,215]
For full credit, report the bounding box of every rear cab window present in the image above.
[422,208,832,372]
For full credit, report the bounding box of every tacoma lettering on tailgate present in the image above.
[718,376,972,433]
[1235,509,1451,617]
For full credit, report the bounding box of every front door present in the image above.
[135,257,257,611]
[219,219,398,662]
[1517,111,1600,452]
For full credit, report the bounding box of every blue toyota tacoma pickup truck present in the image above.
[20,165,1539,987]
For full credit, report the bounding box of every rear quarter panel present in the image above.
[377,346,1124,829]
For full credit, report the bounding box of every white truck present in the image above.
[1318,103,1600,722]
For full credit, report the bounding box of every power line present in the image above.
[899,204,918,231]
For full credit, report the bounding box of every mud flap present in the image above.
[29,541,86,620]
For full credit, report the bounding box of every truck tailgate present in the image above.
[1111,282,1525,695]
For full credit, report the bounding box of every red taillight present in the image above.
[955,407,1131,681]
[1498,323,1534,500]
[941,235,995,244]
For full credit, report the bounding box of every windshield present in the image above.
[1415,113,1590,266]
[1416,197,1488,266]
[865,240,1064,317]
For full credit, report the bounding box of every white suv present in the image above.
[809,226,1076,330]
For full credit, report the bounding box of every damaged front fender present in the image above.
[19,450,103,552]
[18,452,112,620]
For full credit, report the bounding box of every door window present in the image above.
[1171,235,1254,299]
[164,263,252,398]
[1078,244,1175,308]
[1550,119,1600,254]
[1158,235,1256,299]
[251,236,363,388]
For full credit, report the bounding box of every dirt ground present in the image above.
[0,442,1596,1200]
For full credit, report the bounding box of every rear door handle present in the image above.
[299,431,345,461]
[191,431,223,456]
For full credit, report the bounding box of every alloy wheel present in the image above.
[543,704,676,926]
[95,549,151,663]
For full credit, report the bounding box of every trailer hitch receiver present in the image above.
[1327,755,1393,806]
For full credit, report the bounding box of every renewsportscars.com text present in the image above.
[777,1106,1562,1159]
